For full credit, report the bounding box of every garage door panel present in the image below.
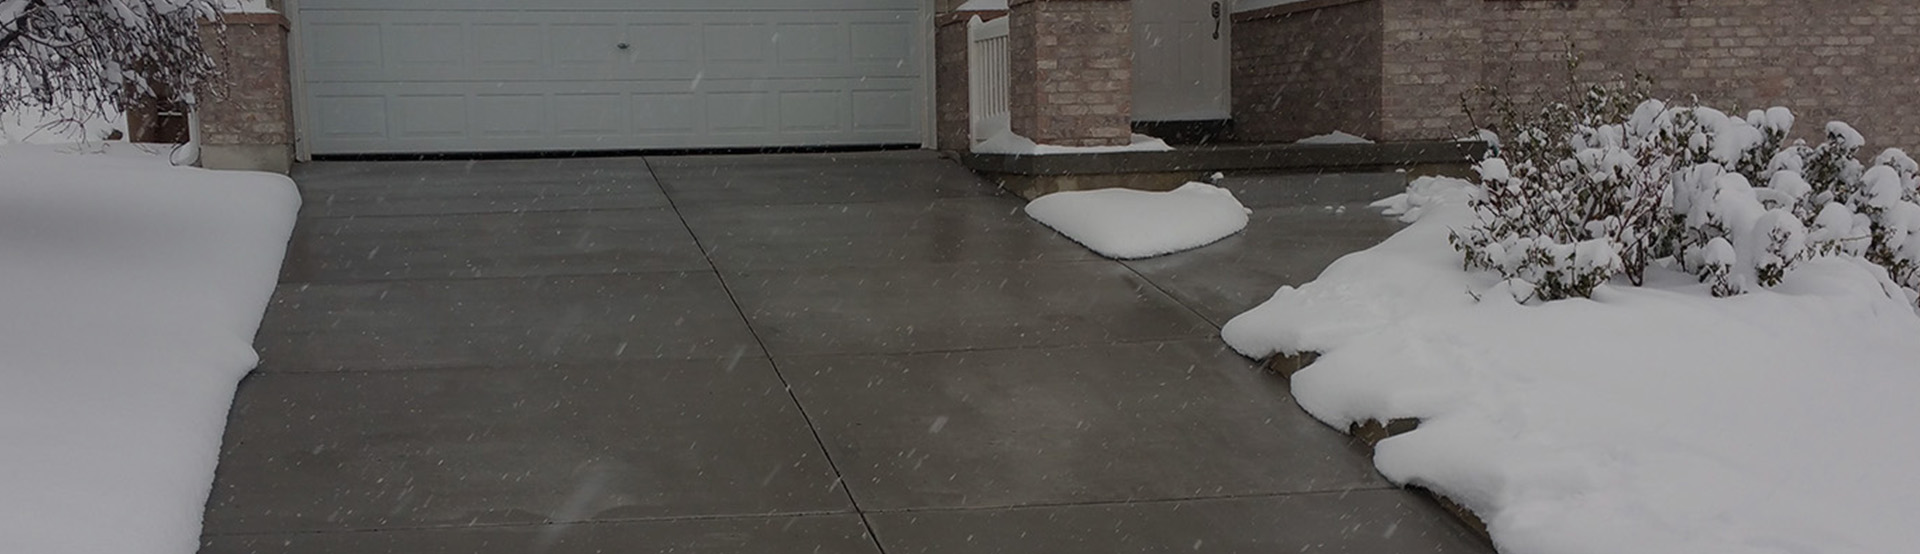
[302,10,919,83]
[553,94,630,137]
[851,89,916,131]
[298,3,923,154]
[303,77,919,153]
[310,95,388,140]
[633,93,700,135]
[302,0,919,11]
[473,95,547,138]
[389,95,469,139]
[472,24,545,68]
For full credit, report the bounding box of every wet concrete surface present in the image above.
[202,154,1489,553]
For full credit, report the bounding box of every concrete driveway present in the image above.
[198,151,1489,553]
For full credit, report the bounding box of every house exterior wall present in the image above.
[1375,0,1479,142]
[1469,0,1918,151]
[1232,0,1920,151]
[198,13,294,173]
[1230,0,1383,142]
[1008,0,1134,147]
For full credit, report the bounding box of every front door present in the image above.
[1132,0,1231,122]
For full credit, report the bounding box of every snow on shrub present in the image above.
[1456,87,1920,304]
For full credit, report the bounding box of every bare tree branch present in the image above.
[0,0,219,120]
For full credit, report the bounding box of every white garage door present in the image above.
[296,0,926,155]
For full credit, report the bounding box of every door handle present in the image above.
[1211,2,1223,40]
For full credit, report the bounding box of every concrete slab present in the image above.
[1124,204,1405,325]
[293,158,668,217]
[211,153,1480,554]
[725,262,1215,357]
[204,515,879,554]
[1215,171,1409,209]
[202,360,849,535]
[280,208,711,283]
[680,197,1097,271]
[866,490,1493,554]
[783,341,1389,511]
[256,273,763,372]
[648,151,1000,207]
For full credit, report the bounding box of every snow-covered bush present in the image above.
[1455,93,1920,304]
[1452,78,1664,300]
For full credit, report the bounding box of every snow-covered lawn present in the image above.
[1223,176,1920,554]
[0,145,299,554]
[1026,182,1250,259]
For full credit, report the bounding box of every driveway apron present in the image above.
[199,152,1490,553]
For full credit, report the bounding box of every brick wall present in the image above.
[1230,0,1384,142]
[1378,0,1920,151]
[1376,0,1481,142]
[1009,0,1133,147]
[197,14,292,149]
[1232,0,1920,152]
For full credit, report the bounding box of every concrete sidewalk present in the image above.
[198,151,1490,553]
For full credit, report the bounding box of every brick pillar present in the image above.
[1009,0,1134,147]
[197,12,294,173]
[935,12,977,152]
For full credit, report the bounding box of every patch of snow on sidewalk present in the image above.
[0,145,300,554]
[1223,176,1920,554]
[1026,182,1250,259]
[1295,131,1375,145]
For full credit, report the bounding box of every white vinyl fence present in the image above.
[968,16,1010,145]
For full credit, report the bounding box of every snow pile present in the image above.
[954,0,1008,10]
[1026,182,1250,259]
[972,114,1174,155]
[1295,131,1374,145]
[1223,176,1920,554]
[0,145,300,554]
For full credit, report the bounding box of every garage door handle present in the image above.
[617,42,631,50]
[1211,2,1222,40]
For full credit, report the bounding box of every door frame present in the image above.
[284,0,314,161]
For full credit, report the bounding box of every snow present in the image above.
[217,0,275,12]
[0,145,300,554]
[1295,131,1375,145]
[954,0,1007,10]
[973,127,1174,155]
[970,113,1173,155]
[1,106,126,144]
[1025,182,1251,259]
[1223,176,1920,554]
[1233,0,1313,12]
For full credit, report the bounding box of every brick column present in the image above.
[197,12,294,173]
[1009,0,1134,147]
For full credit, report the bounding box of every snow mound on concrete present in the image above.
[0,144,300,554]
[1296,131,1375,145]
[1224,175,1920,554]
[1026,182,1250,259]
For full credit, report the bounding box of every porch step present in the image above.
[957,140,1488,199]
